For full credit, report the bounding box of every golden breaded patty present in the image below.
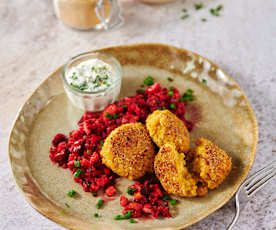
[191,138,232,190]
[100,123,155,180]
[154,143,204,197]
[146,110,190,153]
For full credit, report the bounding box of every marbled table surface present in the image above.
[0,0,275,229]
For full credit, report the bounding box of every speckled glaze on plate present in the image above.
[8,44,258,230]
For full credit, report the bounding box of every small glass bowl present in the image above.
[62,52,122,111]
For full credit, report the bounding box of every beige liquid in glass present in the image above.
[54,0,111,30]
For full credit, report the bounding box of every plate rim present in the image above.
[8,43,258,230]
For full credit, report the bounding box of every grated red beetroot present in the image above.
[49,83,193,218]
[121,181,172,219]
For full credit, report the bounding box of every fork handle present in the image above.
[226,194,241,230]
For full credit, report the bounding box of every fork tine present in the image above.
[247,171,276,196]
[245,167,275,189]
[244,161,276,187]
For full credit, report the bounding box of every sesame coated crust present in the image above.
[100,123,155,180]
[154,143,199,197]
[191,138,232,189]
[146,110,190,153]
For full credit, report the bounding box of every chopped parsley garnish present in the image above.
[119,104,127,108]
[113,211,134,221]
[91,192,97,196]
[180,89,195,102]
[140,84,145,88]
[202,79,207,84]
[182,8,187,13]
[86,150,91,154]
[201,18,207,22]
[101,66,107,71]
[105,112,113,120]
[195,3,203,10]
[162,106,166,110]
[65,203,70,208]
[144,76,154,86]
[96,199,104,209]
[70,83,87,91]
[170,104,176,109]
[162,195,171,201]
[170,199,177,206]
[169,86,174,90]
[99,140,104,149]
[113,114,118,119]
[168,91,174,96]
[127,188,136,195]
[74,160,80,168]
[94,213,99,218]
[137,89,144,94]
[114,215,124,220]
[74,169,83,178]
[129,218,136,223]
[124,210,133,219]
[67,190,76,197]
[167,77,174,82]
[181,14,189,20]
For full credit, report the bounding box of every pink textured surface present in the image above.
[1,0,275,229]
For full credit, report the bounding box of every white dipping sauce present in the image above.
[63,55,122,112]
[66,59,114,92]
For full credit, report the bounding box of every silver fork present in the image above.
[227,160,276,230]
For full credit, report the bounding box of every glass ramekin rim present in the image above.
[62,51,122,95]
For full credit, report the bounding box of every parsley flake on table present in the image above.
[181,14,189,20]
[210,4,223,16]
[195,3,203,10]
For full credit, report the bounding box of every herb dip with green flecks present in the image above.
[66,59,114,92]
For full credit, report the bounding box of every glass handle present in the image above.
[95,0,123,30]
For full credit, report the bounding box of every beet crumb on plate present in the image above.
[120,181,172,219]
[49,82,194,219]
